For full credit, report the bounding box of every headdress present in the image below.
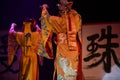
[57,0,73,14]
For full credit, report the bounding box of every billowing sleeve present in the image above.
[8,32,19,65]
[37,14,54,59]
[8,31,23,65]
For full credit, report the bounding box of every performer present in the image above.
[40,0,85,80]
[8,18,42,80]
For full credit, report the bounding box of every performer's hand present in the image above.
[36,24,41,32]
[11,23,17,28]
[9,23,17,33]
[41,4,48,16]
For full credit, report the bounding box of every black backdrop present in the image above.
[0,0,120,30]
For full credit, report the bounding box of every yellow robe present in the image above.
[8,22,42,80]
[41,9,84,80]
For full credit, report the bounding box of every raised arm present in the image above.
[35,24,41,32]
[40,4,49,18]
[9,23,17,34]
[8,23,18,65]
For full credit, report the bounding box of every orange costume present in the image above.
[40,0,84,79]
[8,19,42,80]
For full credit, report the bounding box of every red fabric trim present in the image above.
[76,35,83,80]
[68,15,72,31]
[45,41,53,58]
[45,32,54,59]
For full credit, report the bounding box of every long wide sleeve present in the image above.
[8,32,19,65]
[37,15,54,59]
